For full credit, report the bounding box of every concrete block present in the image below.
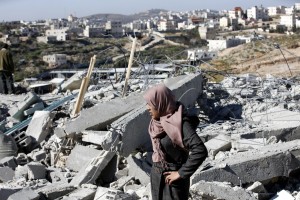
[190,181,258,200]
[65,188,96,200]
[191,140,300,186]
[8,91,41,121]
[81,130,107,145]
[0,167,14,182]
[110,176,134,190]
[12,131,28,145]
[127,154,151,185]
[7,188,40,200]
[66,145,103,172]
[0,187,22,200]
[103,74,203,156]
[26,111,53,143]
[94,187,132,200]
[232,138,266,151]
[97,154,118,185]
[36,183,76,200]
[30,149,47,161]
[0,156,17,170]
[64,93,143,135]
[59,71,86,92]
[204,134,231,157]
[115,168,129,179]
[247,181,267,193]
[23,102,45,116]
[27,162,46,180]
[70,150,115,186]
[49,170,68,184]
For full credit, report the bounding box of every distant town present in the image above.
[0,3,300,81]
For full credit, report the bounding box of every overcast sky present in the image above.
[0,0,298,21]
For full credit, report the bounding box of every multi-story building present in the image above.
[43,54,67,67]
[157,19,176,31]
[229,7,244,19]
[220,17,230,28]
[247,6,269,21]
[105,21,123,37]
[83,26,105,37]
[267,7,281,16]
[45,28,69,41]
[198,27,216,40]
[280,14,296,29]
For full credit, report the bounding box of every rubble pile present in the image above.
[0,72,300,200]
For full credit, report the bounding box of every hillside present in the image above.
[206,34,300,78]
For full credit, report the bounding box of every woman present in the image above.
[143,84,208,200]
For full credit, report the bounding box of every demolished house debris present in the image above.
[1,48,300,200]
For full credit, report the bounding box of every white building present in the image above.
[83,26,105,37]
[280,15,295,29]
[105,21,123,37]
[267,7,281,16]
[295,3,300,11]
[43,54,67,67]
[208,38,246,51]
[285,7,295,15]
[187,49,217,61]
[198,27,216,40]
[220,17,230,27]
[36,36,57,44]
[247,6,269,21]
[45,28,69,41]
[158,19,175,31]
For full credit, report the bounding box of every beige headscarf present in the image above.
[143,84,184,163]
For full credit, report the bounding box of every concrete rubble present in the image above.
[0,71,299,200]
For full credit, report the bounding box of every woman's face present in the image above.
[146,103,160,120]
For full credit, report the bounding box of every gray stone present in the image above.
[30,149,47,161]
[64,93,143,135]
[14,165,28,180]
[23,102,45,116]
[64,188,96,200]
[110,176,134,190]
[27,162,46,180]
[70,150,115,186]
[247,181,267,193]
[191,140,300,186]
[94,187,132,200]
[26,111,54,143]
[54,127,67,139]
[0,187,22,200]
[190,181,258,200]
[81,130,107,146]
[0,133,18,160]
[7,188,40,200]
[8,91,41,121]
[66,145,103,172]
[36,183,76,200]
[127,154,151,185]
[0,156,17,170]
[0,167,14,182]
[205,134,231,157]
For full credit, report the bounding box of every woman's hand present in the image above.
[163,171,181,185]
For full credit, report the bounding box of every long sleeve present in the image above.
[178,120,208,179]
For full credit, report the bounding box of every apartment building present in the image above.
[43,54,67,67]
[46,28,69,41]
[280,15,296,29]
[105,21,123,37]
[247,6,269,21]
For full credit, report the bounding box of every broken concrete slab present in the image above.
[0,186,22,200]
[127,154,151,185]
[0,156,17,170]
[36,183,76,200]
[204,134,231,157]
[232,137,267,151]
[81,130,107,146]
[110,176,134,190]
[0,133,18,160]
[23,102,45,116]
[63,187,96,200]
[66,144,103,172]
[191,140,300,186]
[63,93,143,135]
[103,74,203,156]
[7,188,40,200]
[190,181,259,200]
[27,162,46,180]
[70,150,115,186]
[25,111,54,143]
[270,190,295,200]
[0,167,14,182]
[8,91,41,121]
[93,187,132,200]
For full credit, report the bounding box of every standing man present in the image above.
[0,43,15,94]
